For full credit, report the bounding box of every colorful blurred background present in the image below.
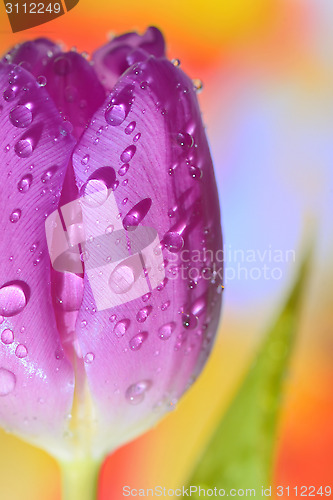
[0,0,332,498]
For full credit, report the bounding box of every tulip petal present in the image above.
[93,27,166,92]
[5,43,106,139]
[72,56,222,456]
[0,63,76,459]
[3,38,61,78]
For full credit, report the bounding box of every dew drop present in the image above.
[118,163,129,176]
[120,145,136,163]
[1,329,14,344]
[158,322,176,340]
[81,154,90,166]
[142,292,151,302]
[0,368,16,396]
[114,318,131,338]
[133,133,141,143]
[193,78,203,93]
[136,305,152,323]
[123,198,152,230]
[17,174,33,193]
[182,313,198,330]
[189,165,202,179]
[15,139,33,158]
[161,300,170,311]
[129,331,148,351]
[9,209,22,223]
[15,344,28,358]
[3,86,18,102]
[10,105,33,128]
[171,58,181,67]
[37,75,47,87]
[84,352,95,364]
[0,281,29,316]
[105,104,126,126]
[163,232,184,253]
[109,314,117,323]
[125,379,151,405]
[125,121,136,135]
[177,132,194,148]
[109,264,135,294]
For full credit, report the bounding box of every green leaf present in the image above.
[185,251,311,496]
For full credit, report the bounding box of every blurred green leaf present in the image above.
[185,252,311,497]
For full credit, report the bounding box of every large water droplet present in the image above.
[114,318,131,338]
[17,174,33,193]
[9,209,22,223]
[3,86,18,102]
[82,179,108,207]
[10,105,33,128]
[123,198,152,230]
[1,329,14,344]
[15,344,28,358]
[125,379,152,405]
[105,85,133,126]
[129,331,148,351]
[0,281,29,317]
[158,322,176,340]
[177,132,194,148]
[163,232,184,253]
[15,139,33,158]
[0,368,16,396]
[136,305,152,323]
[109,263,135,294]
[120,145,136,163]
[182,313,198,330]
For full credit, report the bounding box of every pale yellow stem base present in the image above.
[60,459,102,500]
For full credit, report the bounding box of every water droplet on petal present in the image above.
[161,300,170,311]
[189,165,202,179]
[0,368,16,396]
[158,322,176,340]
[125,121,136,134]
[114,318,131,338]
[0,281,29,316]
[41,166,58,183]
[136,305,152,323]
[105,103,127,126]
[17,174,33,193]
[10,105,33,128]
[129,331,148,351]
[15,139,33,158]
[182,313,198,330]
[171,58,181,67]
[84,352,95,363]
[9,209,22,223]
[193,78,203,93]
[133,133,141,142]
[120,145,136,163]
[163,232,184,253]
[177,132,194,148]
[15,344,27,358]
[37,75,47,87]
[142,292,151,302]
[118,163,129,176]
[109,264,135,294]
[125,379,152,405]
[81,154,90,166]
[3,86,18,102]
[123,198,152,230]
[1,329,14,344]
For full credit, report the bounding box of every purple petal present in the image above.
[0,63,76,458]
[3,38,61,78]
[72,56,222,455]
[93,27,166,92]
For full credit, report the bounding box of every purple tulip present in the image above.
[0,27,223,466]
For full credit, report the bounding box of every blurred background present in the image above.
[0,0,332,498]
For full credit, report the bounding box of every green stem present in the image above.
[60,459,102,500]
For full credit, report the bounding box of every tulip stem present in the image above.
[60,459,101,500]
